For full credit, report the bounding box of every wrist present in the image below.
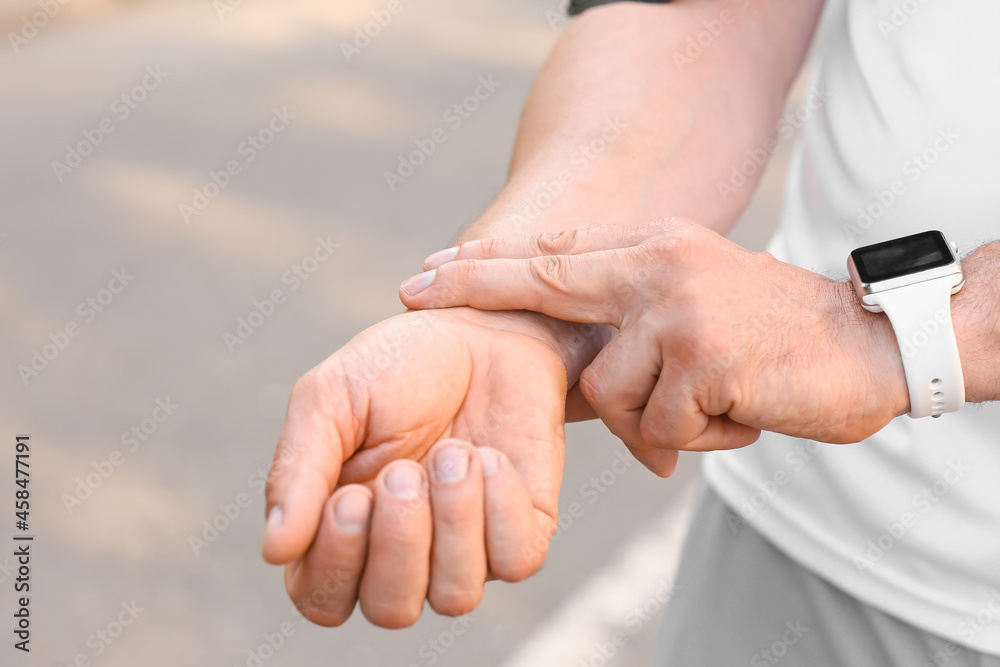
[953,242,1000,403]
[449,307,611,386]
[832,280,911,420]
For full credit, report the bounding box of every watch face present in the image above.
[850,230,954,284]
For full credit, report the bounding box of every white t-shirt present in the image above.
[705,0,1000,653]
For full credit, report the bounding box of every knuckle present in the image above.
[637,420,675,454]
[578,366,607,408]
[448,258,480,285]
[429,587,482,617]
[492,551,542,583]
[479,236,504,259]
[361,599,422,629]
[672,438,711,453]
[640,234,691,264]
[429,498,476,531]
[296,602,350,628]
[529,254,571,294]
[642,217,675,236]
[672,317,723,372]
[535,229,578,255]
[491,524,550,582]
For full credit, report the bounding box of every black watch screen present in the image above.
[850,230,953,284]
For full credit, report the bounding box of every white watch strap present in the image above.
[872,279,964,418]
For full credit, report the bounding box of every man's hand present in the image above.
[262,306,603,628]
[259,0,830,630]
[400,219,912,473]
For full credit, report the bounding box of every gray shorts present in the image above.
[656,482,999,667]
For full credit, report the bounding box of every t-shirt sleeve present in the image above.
[567,0,674,17]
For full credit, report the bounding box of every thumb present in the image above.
[262,371,350,564]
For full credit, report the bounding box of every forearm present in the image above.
[461,0,825,242]
[954,242,1000,403]
[848,241,1000,415]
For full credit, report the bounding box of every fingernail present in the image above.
[401,270,436,296]
[479,448,499,477]
[424,247,458,270]
[434,445,470,484]
[385,463,424,499]
[266,505,283,535]
[334,491,372,534]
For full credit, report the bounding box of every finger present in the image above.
[682,414,762,451]
[422,219,689,268]
[358,460,432,629]
[619,441,680,478]
[426,440,487,616]
[479,447,555,582]
[401,250,636,326]
[579,330,663,446]
[639,372,762,451]
[565,381,598,422]
[263,369,350,565]
[286,485,373,627]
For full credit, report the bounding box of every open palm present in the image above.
[263,306,578,627]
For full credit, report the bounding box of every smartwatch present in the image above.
[847,230,965,419]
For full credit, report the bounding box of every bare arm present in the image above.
[461,0,826,242]
[267,0,833,629]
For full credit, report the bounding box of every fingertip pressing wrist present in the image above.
[454,306,611,383]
